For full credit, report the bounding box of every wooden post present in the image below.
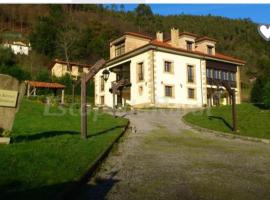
[81,73,87,139]
[61,89,65,104]
[112,90,116,118]
[76,59,105,139]
[232,90,237,132]
[27,83,30,97]
[72,83,75,103]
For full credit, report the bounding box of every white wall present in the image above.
[154,51,204,108]
[95,51,151,108]
[4,43,30,55]
[95,50,206,108]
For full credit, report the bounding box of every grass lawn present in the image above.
[0,99,128,200]
[183,103,270,139]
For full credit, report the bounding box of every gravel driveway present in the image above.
[77,109,270,200]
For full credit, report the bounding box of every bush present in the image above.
[263,81,270,108]
[0,65,31,81]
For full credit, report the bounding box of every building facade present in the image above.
[50,59,91,80]
[94,28,245,108]
[3,41,31,55]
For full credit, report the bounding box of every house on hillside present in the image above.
[94,28,245,108]
[3,41,31,55]
[50,59,92,80]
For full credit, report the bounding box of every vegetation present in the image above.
[250,57,270,108]
[0,4,270,100]
[0,47,30,81]
[183,103,270,139]
[0,99,128,199]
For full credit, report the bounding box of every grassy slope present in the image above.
[184,103,270,139]
[0,99,128,199]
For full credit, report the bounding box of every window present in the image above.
[218,71,222,80]
[188,88,195,99]
[165,85,173,97]
[224,72,229,81]
[137,62,144,81]
[229,72,236,81]
[115,42,125,56]
[186,41,193,51]
[213,70,218,79]
[206,68,212,78]
[164,61,173,73]
[100,76,105,91]
[221,71,225,80]
[207,46,213,55]
[100,96,105,105]
[78,67,83,73]
[187,65,195,83]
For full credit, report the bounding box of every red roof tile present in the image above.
[150,40,245,64]
[125,32,153,40]
[196,36,217,43]
[49,59,92,69]
[179,32,198,38]
[27,81,65,89]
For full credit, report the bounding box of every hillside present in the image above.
[0,5,269,85]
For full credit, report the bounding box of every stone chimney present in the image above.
[170,28,179,47]
[156,31,163,42]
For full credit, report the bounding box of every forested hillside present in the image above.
[0,4,270,102]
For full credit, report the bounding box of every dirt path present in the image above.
[77,109,270,200]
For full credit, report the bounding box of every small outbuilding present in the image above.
[25,81,66,104]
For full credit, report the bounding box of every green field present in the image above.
[0,99,128,199]
[184,103,270,139]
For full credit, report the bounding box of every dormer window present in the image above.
[186,41,193,51]
[207,45,213,55]
[115,41,125,57]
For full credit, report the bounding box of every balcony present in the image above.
[207,78,236,88]
[109,79,131,93]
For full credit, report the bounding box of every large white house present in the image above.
[94,28,245,108]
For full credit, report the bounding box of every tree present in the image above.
[0,47,30,81]
[56,23,78,70]
[135,4,153,16]
[29,5,64,58]
[120,4,125,12]
[29,16,58,58]
[263,81,270,108]
[134,4,156,32]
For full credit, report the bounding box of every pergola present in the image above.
[26,80,66,104]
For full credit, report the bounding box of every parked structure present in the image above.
[3,41,31,55]
[50,59,92,80]
[94,28,245,108]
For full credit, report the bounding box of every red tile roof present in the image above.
[125,32,153,40]
[150,40,245,64]
[196,36,217,43]
[49,59,92,69]
[179,31,198,38]
[27,81,65,89]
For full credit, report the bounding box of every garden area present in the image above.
[184,103,270,139]
[0,99,128,199]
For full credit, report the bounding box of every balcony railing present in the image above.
[207,78,236,88]
[109,79,131,93]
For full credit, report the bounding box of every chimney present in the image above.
[156,31,163,42]
[170,28,179,47]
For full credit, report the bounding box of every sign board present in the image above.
[0,89,18,108]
